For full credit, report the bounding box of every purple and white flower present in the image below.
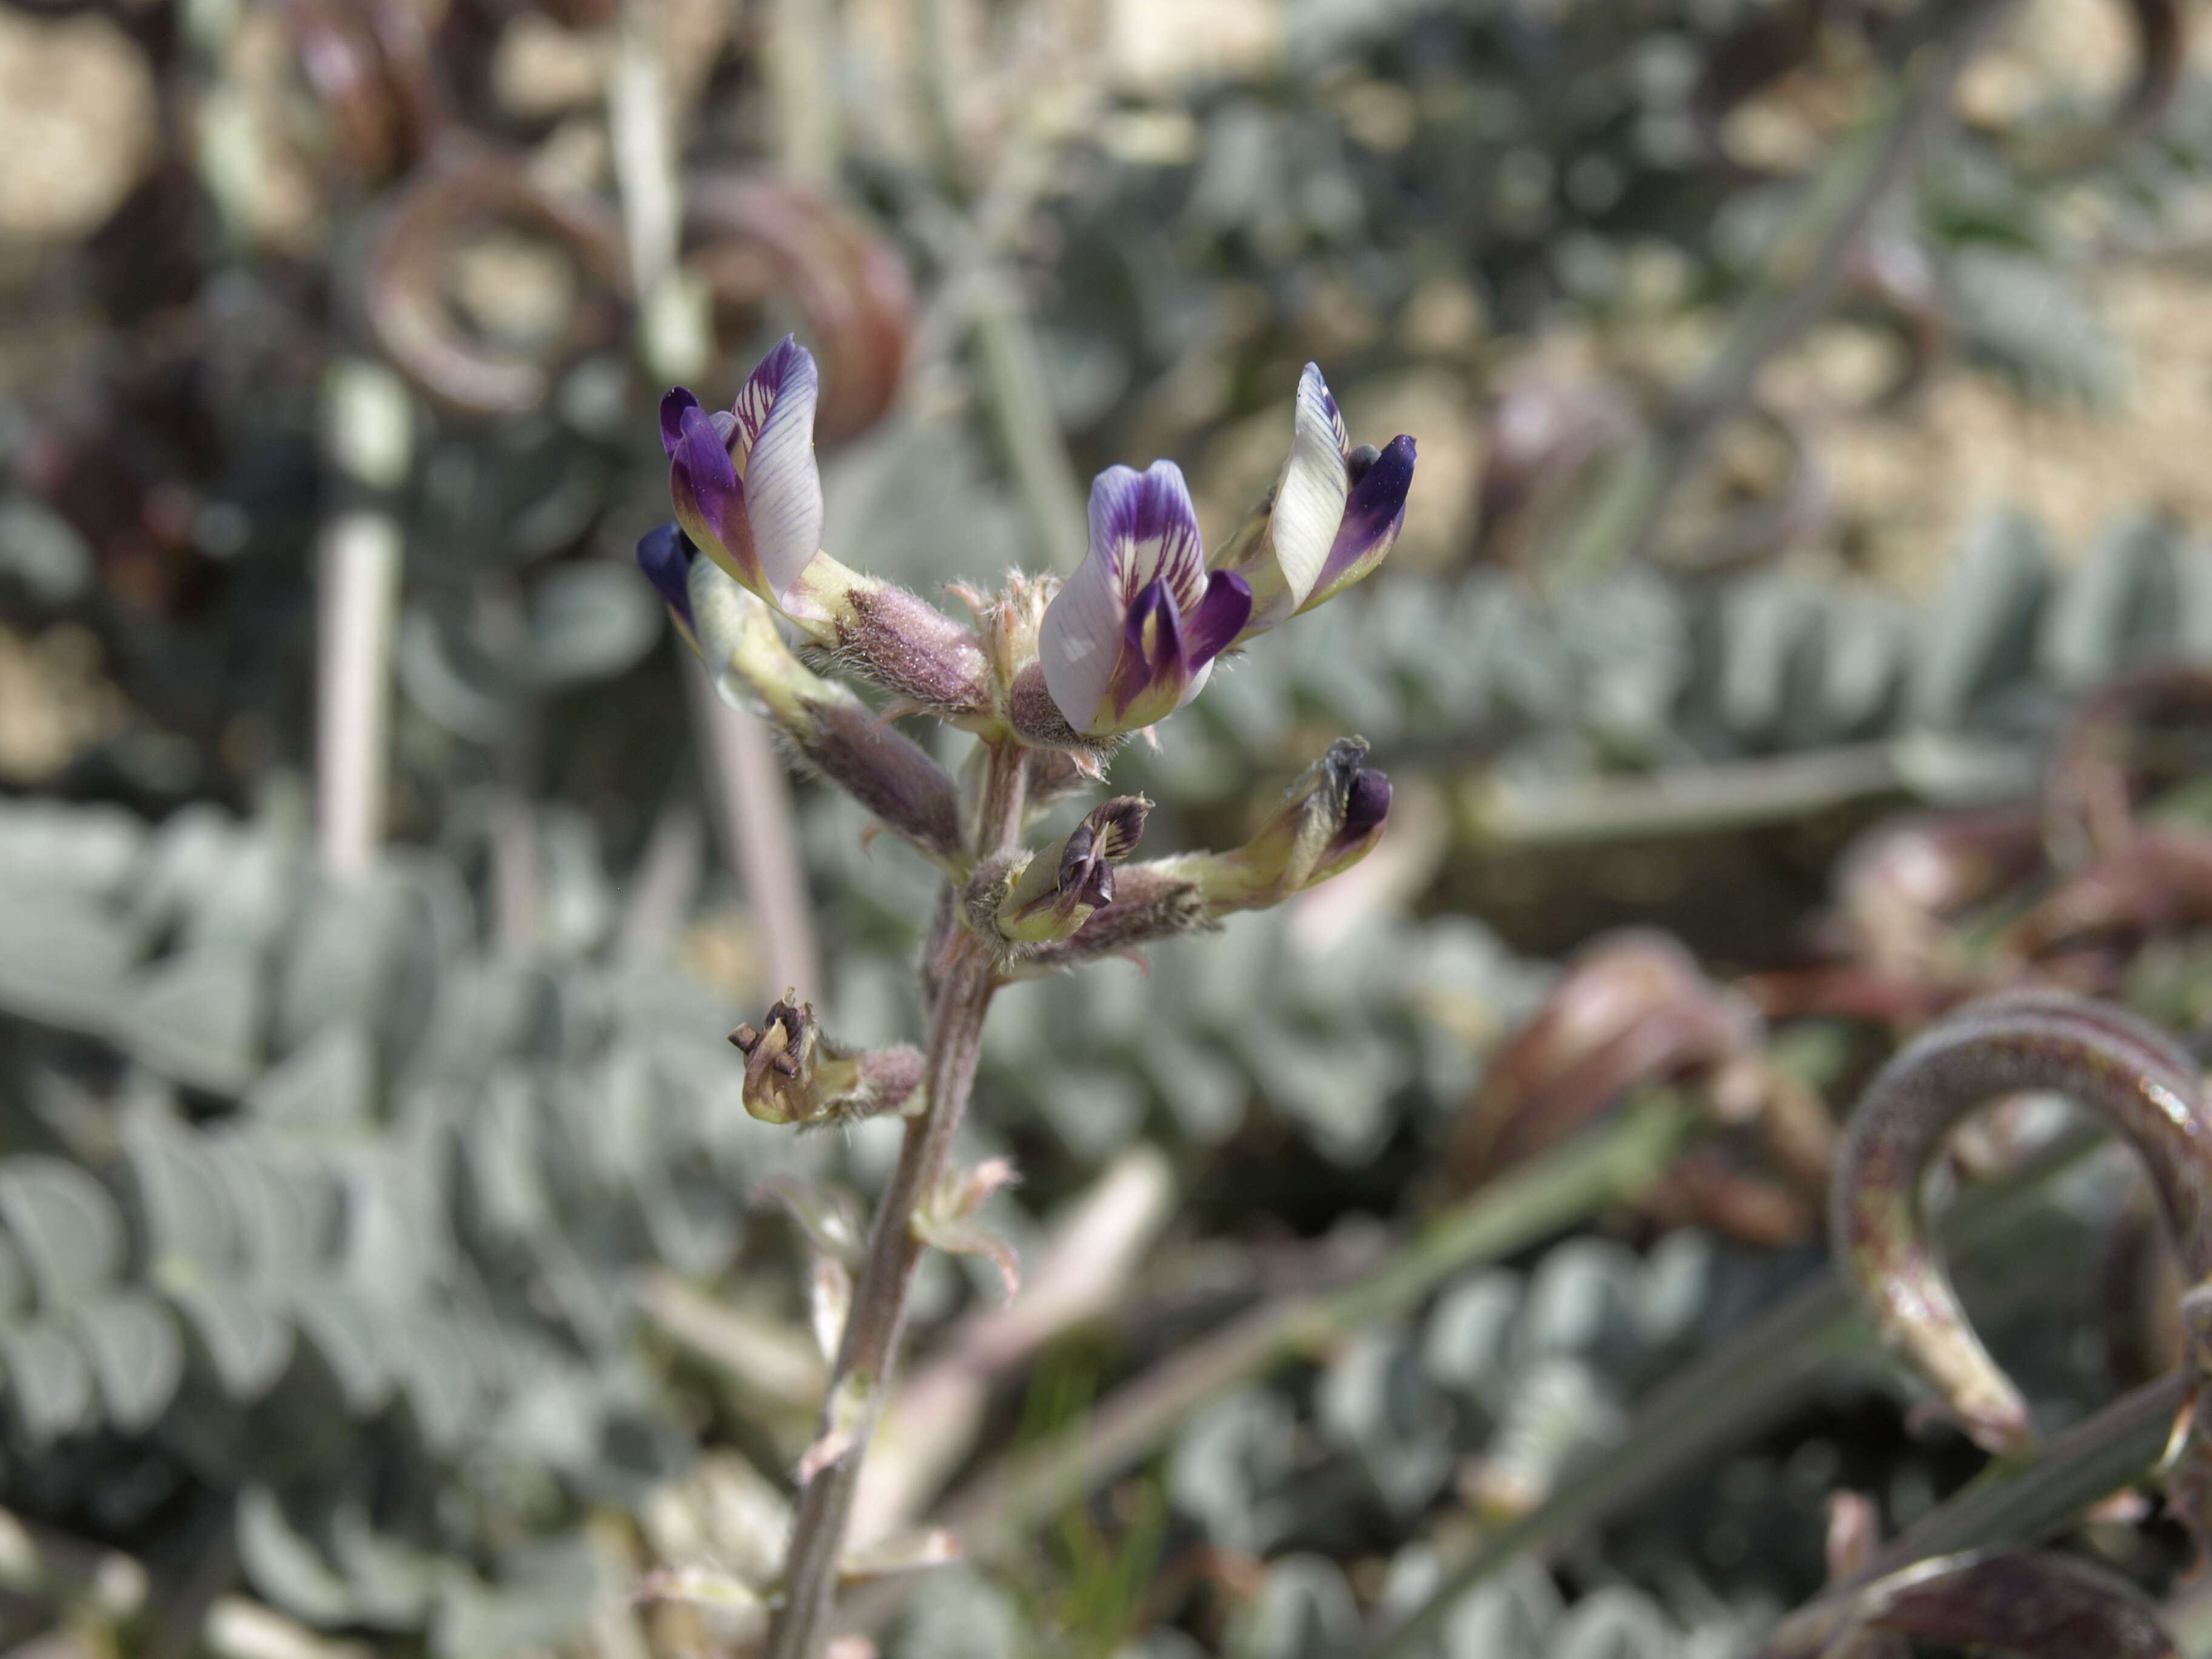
[660,335,825,611]
[1215,363,1417,638]
[1039,460,1253,738]
[635,520,698,648]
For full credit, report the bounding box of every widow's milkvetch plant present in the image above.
[636,338,1415,1658]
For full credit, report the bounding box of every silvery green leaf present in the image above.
[0,894,139,1034]
[1171,1389,1299,1552]
[243,1023,377,1133]
[239,1486,356,1625]
[1203,649,1296,750]
[1423,1271,1523,1404]
[463,1069,551,1242]
[181,823,303,956]
[0,1236,28,1319]
[290,1284,393,1414]
[1714,574,1823,745]
[403,960,557,1091]
[0,1159,124,1305]
[897,1566,1031,1659]
[487,1366,602,1472]
[396,606,512,743]
[124,1112,240,1282]
[430,1533,603,1659]
[72,1292,184,1431]
[121,946,266,1094]
[1814,592,1908,738]
[1233,1555,1361,1659]
[0,798,142,894]
[1951,247,2123,406]
[129,804,233,936]
[0,1319,96,1443]
[0,493,92,602]
[395,1312,483,1452]
[1317,1330,1456,1513]
[276,870,434,1061]
[1548,1586,1682,1659]
[535,808,615,959]
[211,1139,342,1279]
[327,1502,439,1627]
[1517,1238,1641,1362]
[1435,1558,1564,1659]
[173,1281,294,1401]
[2175,540,2212,659]
[1036,1066,1147,1161]
[525,562,662,688]
[635,1170,741,1278]
[1136,1027,1247,1143]
[1634,1232,1714,1350]
[1908,511,2053,731]
[2040,514,2185,691]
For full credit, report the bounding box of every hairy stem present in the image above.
[765,740,1027,1659]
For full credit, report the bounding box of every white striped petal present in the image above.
[1265,364,1352,608]
[732,338,825,604]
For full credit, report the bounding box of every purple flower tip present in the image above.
[1343,766,1392,841]
[636,520,697,632]
[659,389,700,459]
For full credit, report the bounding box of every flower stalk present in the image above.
[634,338,1417,1659]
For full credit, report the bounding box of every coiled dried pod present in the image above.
[1965,0,2187,173]
[1761,1548,2177,1659]
[276,0,445,185]
[2009,667,2212,972]
[683,173,916,446]
[361,148,629,414]
[1830,988,2212,1455]
[1439,930,1834,1239]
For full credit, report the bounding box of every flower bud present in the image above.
[730,997,925,1127]
[662,338,991,719]
[992,797,1150,947]
[663,336,825,614]
[1212,364,1416,640]
[648,545,964,866]
[1174,737,1392,913]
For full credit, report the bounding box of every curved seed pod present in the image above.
[1652,403,1832,576]
[1471,374,1639,569]
[1444,930,1759,1190]
[2007,829,2212,974]
[683,173,916,446]
[1968,0,2186,174]
[1832,807,2046,979]
[1841,233,1949,412]
[1761,1549,2177,1659]
[1690,0,1835,181]
[362,150,630,415]
[276,0,445,186]
[2045,665,2212,870]
[1831,989,2212,1453]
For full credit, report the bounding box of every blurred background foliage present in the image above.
[2,0,2212,1652]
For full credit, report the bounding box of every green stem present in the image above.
[940,1096,1700,1560]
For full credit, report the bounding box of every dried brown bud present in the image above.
[992,797,1150,948]
[731,995,924,1127]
